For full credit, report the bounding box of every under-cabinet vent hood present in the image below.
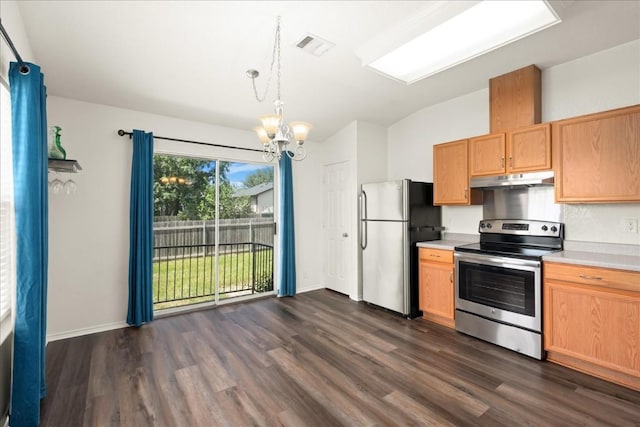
[470,171,554,189]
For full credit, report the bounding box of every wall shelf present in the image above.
[48,158,82,173]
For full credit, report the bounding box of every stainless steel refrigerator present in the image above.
[360,179,442,318]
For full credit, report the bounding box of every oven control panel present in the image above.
[479,219,563,237]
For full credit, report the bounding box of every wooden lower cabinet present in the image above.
[419,248,455,328]
[544,262,640,390]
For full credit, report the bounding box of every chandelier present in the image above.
[247,16,311,162]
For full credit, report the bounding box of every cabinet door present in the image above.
[434,139,471,205]
[507,123,551,173]
[469,133,506,176]
[553,105,640,203]
[544,279,640,390]
[419,259,455,328]
[490,64,541,133]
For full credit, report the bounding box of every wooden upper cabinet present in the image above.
[469,123,551,177]
[490,65,541,133]
[469,133,506,177]
[553,104,640,203]
[507,123,551,173]
[434,139,481,205]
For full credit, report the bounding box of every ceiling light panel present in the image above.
[365,0,561,84]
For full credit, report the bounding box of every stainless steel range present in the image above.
[454,219,564,359]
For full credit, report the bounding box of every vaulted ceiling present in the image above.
[17,1,640,141]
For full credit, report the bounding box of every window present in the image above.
[0,79,15,344]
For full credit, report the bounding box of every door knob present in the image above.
[342,232,348,237]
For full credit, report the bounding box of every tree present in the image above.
[153,155,249,220]
[243,167,274,188]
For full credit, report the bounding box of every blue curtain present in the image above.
[277,153,296,296]
[127,130,154,326]
[9,62,48,427]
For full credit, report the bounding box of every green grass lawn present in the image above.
[153,249,273,310]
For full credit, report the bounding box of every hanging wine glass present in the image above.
[64,177,77,195]
[50,178,64,195]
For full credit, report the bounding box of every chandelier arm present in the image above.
[293,145,307,161]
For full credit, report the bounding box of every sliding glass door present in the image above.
[152,155,274,311]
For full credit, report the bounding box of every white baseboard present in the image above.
[46,321,128,342]
[296,283,325,294]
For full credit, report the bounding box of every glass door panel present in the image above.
[152,156,274,311]
[218,161,274,300]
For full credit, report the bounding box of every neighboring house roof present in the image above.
[233,182,274,198]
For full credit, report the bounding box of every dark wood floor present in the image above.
[40,290,640,426]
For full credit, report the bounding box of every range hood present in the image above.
[470,170,554,189]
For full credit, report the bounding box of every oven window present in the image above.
[458,261,535,316]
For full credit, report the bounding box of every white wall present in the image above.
[0,0,34,82]
[387,40,640,244]
[356,121,387,186]
[46,96,323,339]
[388,89,487,235]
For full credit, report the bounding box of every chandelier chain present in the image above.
[251,16,281,103]
[248,16,309,162]
[276,16,281,101]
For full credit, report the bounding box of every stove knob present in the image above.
[486,223,492,229]
[480,223,486,229]
[551,226,558,233]
[541,225,548,231]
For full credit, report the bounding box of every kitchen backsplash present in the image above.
[563,203,640,245]
[483,186,560,222]
[442,193,640,246]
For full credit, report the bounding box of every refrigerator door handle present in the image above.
[361,190,368,249]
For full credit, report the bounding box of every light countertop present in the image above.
[417,236,640,272]
[416,240,475,251]
[543,250,640,272]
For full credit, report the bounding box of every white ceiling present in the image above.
[16,1,640,141]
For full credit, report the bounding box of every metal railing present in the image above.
[152,242,274,310]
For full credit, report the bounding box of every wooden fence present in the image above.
[153,217,274,259]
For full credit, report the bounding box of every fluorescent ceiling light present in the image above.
[364,0,561,84]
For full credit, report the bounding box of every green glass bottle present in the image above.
[48,126,66,159]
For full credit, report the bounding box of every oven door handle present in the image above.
[454,252,541,270]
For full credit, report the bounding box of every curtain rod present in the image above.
[117,129,263,153]
[0,18,30,74]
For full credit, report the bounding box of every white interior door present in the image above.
[323,161,351,295]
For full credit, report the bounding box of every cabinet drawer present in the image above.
[544,262,639,293]
[419,248,453,264]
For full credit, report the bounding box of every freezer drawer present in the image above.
[362,220,408,314]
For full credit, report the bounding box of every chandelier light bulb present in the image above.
[259,114,280,139]
[289,122,312,143]
[254,126,271,144]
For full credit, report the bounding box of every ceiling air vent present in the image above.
[295,34,335,57]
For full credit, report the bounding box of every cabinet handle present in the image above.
[449,271,453,283]
[464,189,468,199]
[430,254,440,258]
[509,156,513,167]
[501,157,505,168]
[579,274,603,280]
